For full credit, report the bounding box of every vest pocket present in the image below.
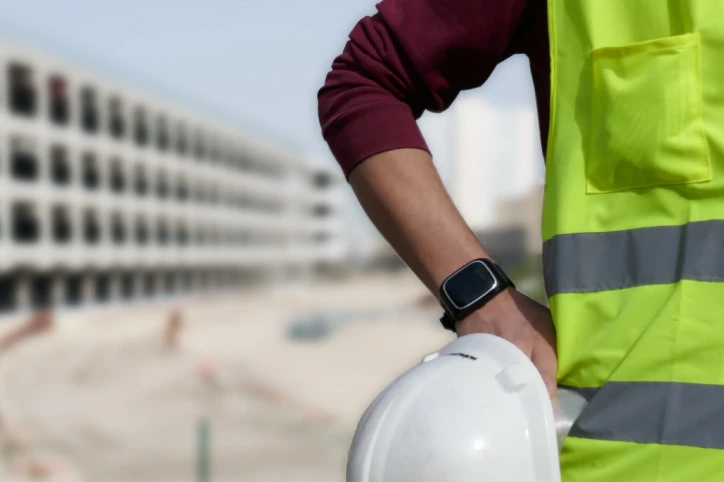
[587,33,710,194]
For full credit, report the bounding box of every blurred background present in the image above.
[0,1,546,481]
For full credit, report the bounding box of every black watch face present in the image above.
[443,261,498,310]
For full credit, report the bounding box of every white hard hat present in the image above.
[347,334,585,482]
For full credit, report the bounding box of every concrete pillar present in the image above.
[16,273,32,312]
[0,191,9,251]
[38,200,51,246]
[35,65,49,129]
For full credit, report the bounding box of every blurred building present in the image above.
[496,183,545,256]
[450,96,543,232]
[289,158,351,276]
[447,92,545,265]
[0,37,349,314]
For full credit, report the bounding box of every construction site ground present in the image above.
[0,271,453,482]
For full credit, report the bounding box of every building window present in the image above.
[66,274,83,306]
[176,123,188,155]
[177,224,188,245]
[82,152,100,190]
[225,230,235,246]
[235,152,252,171]
[313,204,331,217]
[48,75,70,125]
[134,165,148,196]
[95,273,110,303]
[8,63,36,117]
[208,135,219,162]
[176,178,189,201]
[109,97,125,139]
[52,205,72,244]
[312,232,331,244]
[209,227,220,246]
[195,226,206,246]
[313,173,332,189]
[157,219,169,245]
[111,213,126,244]
[83,209,101,245]
[157,116,170,151]
[164,272,175,294]
[80,87,99,134]
[121,273,134,300]
[0,276,17,313]
[11,137,38,181]
[13,203,40,243]
[208,184,219,205]
[109,159,126,194]
[182,270,193,291]
[144,273,155,297]
[193,129,205,160]
[195,183,206,204]
[224,147,234,168]
[134,107,149,147]
[156,171,169,199]
[136,218,149,245]
[31,274,52,310]
[50,145,71,186]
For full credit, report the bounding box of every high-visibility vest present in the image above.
[544,1,724,480]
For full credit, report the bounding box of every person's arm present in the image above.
[350,148,485,293]
[318,0,556,396]
[350,148,557,397]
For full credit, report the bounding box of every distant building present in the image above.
[0,38,347,314]
[449,97,493,231]
[448,96,544,232]
[495,183,545,256]
[473,226,528,270]
[291,159,351,276]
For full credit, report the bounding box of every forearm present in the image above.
[349,148,489,294]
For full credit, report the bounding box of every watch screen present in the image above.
[444,261,496,309]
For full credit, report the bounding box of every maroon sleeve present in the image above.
[318,0,537,177]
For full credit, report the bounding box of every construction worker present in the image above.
[318,0,724,480]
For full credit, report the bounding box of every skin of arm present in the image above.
[349,148,558,398]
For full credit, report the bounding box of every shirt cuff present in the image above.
[323,103,430,179]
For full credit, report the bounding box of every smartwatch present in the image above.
[438,258,514,332]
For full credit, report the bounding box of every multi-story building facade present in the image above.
[0,37,348,314]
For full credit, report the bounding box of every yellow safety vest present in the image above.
[545,0,724,480]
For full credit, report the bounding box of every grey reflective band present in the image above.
[563,382,724,449]
[544,220,724,296]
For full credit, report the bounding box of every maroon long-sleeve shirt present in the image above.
[318,0,549,178]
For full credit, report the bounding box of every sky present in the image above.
[0,0,539,163]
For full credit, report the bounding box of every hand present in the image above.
[456,288,558,399]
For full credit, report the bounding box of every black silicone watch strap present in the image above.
[439,311,457,332]
[438,258,514,333]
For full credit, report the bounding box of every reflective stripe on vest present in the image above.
[563,382,724,449]
[544,220,724,296]
[544,0,724,480]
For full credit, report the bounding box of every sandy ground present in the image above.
[0,272,454,482]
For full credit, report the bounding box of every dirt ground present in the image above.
[0,272,454,482]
